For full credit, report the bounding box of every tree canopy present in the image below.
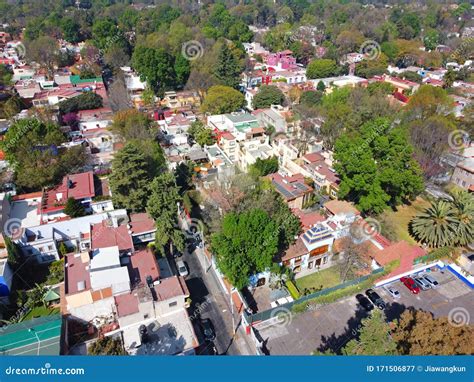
[252,85,285,109]
[201,85,245,114]
[211,209,279,289]
[306,59,339,79]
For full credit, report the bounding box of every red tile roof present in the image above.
[128,248,160,285]
[292,208,325,230]
[154,276,189,301]
[40,171,95,214]
[129,213,155,235]
[282,237,308,261]
[372,241,426,267]
[65,252,91,295]
[114,293,139,317]
[90,221,133,251]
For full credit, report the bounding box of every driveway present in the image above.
[258,270,473,355]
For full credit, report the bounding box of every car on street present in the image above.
[414,276,431,290]
[400,276,420,294]
[385,286,400,299]
[200,318,216,342]
[355,293,374,311]
[176,260,189,277]
[422,274,439,289]
[365,289,386,309]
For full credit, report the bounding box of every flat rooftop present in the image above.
[9,198,41,228]
[123,309,198,355]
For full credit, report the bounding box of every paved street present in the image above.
[175,216,255,355]
[258,270,473,355]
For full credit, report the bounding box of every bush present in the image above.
[59,92,103,114]
[286,280,300,299]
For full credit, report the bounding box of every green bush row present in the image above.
[286,280,300,300]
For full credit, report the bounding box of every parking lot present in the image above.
[258,269,473,355]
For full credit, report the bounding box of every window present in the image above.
[168,301,178,308]
[323,256,328,264]
[48,245,53,251]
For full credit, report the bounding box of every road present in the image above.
[172,215,255,355]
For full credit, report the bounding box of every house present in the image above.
[238,136,273,172]
[269,172,313,209]
[17,209,129,263]
[77,108,113,131]
[372,74,420,95]
[207,112,260,141]
[38,171,106,223]
[451,158,474,191]
[128,212,156,246]
[90,221,134,253]
[161,90,200,110]
[309,75,367,89]
[324,200,360,217]
[218,131,238,162]
[253,105,289,133]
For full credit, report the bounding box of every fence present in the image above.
[245,268,384,325]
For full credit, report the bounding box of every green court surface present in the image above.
[0,314,62,355]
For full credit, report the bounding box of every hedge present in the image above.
[286,280,300,300]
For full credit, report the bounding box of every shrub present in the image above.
[286,280,300,299]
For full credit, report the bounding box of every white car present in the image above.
[385,286,400,299]
[423,274,439,289]
[414,276,431,290]
[176,260,189,277]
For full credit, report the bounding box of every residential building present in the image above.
[77,108,113,131]
[253,105,289,133]
[207,112,260,141]
[17,209,128,263]
[238,135,273,172]
[38,171,110,223]
[161,90,200,110]
[451,158,474,191]
[218,131,238,162]
[269,172,313,209]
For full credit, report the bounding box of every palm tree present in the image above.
[410,199,458,248]
[450,190,474,246]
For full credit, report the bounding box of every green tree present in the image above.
[188,120,216,146]
[64,197,86,218]
[214,43,241,88]
[132,46,176,95]
[410,191,474,248]
[249,157,279,177]
[300,90,323,107]
[61,18,81,43]
[110,109,153,141]
[109,143,151,212]
[211,209,279,289]
[89,337,126,355]
[146,173,184,255]
[306,59,339,79]
[342,310,398,355]
[334,118,424,214]
[59,92,103,114]
[201,85,245,114]
[174,53,190,88]
[252,85,285,109]
[355,53,388,78]
[5,236,22,270]
[47,259,64,284]
[423,29,439,51]
[316,80,326,92]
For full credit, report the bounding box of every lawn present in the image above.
[295,266,341,293]
[23,306,60,321]
[381,197,430,245]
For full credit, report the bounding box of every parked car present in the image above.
[356,294,374,311]
[400,277,420,294]
[423,274,439,289]
[172,251,183,259]
[414,277,431,290]
[365,289,386,309]
[176,260,189,277]
[200,318,216,342]
[385,286,400,299]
